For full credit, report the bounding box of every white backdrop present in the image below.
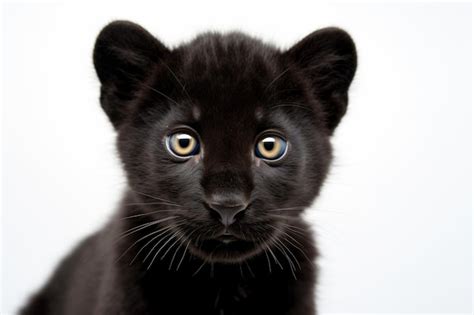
[2,2,472,314]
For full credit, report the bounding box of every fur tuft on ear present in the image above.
[286,27,357,133]
[93,20,169,127]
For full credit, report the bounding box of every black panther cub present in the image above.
[21,21,356,315]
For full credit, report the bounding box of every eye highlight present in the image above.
[255,135,288,161]
[166,132,200,158]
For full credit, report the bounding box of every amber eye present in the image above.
[255,135,288,161]
[166,132,200,158]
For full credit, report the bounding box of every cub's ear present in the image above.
[93,20,169,128]
[285,27,357,133]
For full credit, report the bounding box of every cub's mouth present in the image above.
[188,232,262,263]
[215,234,239,244]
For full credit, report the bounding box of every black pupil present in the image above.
[179,138,190,148]
[263,140,274,151]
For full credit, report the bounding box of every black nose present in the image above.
[205,193,249,227]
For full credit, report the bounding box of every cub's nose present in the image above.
[205,193,249,227]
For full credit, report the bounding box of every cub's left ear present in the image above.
[285,27,357,133]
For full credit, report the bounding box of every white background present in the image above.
[2,2,472,314]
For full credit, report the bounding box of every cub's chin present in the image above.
[188,236,265,263]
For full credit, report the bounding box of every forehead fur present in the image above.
[176,32,282,106]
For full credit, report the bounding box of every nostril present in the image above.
[208,206,223,221]
[233,207,246,221]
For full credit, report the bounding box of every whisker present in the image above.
[279,224,307,238]
[192,244,222,277]
[252,235,274,274]
[168,237,185,271]
[116,216,177,241]
[169,227,199,270]
[263,248,272,273]
[266,222,312,264]
[142,231,173,264]
[158,58,194,106]
[273,241,296,279]
[116,222,184,263]
[147,231,180,270]
[281,235,313,265]
[160,231,186,261]
[266,244,283,270]
[129,225,181,265]
[268,215,307,227]
[278,226,305,246]
[124,201,182,207]
[130,189,181,206]
[113,68,181,111]
[120,210,186,220]
[267,207,305,212]
[176,239,191,271]
[269,207,346,215]
[272,237,295,267]
[141,82,181,107]
[270,103,312,112]
[244,260,255,278]
[192,258,208,277]
[276,238,300,270]
[264,67,290,93]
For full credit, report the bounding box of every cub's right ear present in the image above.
[285,27,356,134]
[93,20,169,128]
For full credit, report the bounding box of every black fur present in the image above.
[20,21,356,315]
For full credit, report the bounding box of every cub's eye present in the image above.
[166,132,200,158]
[255,135,288,161]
